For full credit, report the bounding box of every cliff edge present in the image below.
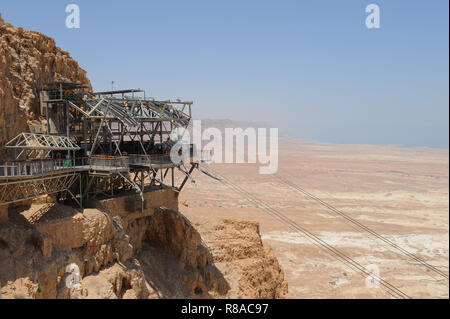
[0,13,91,153]
[0,203,288,299]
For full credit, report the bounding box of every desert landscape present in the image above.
[179,136,449,298]
[0,10,448,300]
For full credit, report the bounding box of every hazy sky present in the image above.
[1,1,448,147]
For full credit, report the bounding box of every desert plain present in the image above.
[179,137,449,298]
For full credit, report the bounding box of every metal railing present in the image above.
[128,149,211,166]
[128,154,173,166]
[0,159,77,178]
[0,151,207,178]
[88,155,129,173]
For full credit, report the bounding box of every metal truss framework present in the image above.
[0,173,80,206]
[0,83,201,211]
[130,162,198,192]
[52,89,192,160]
[77,99,191,157]
[5,133,81,151]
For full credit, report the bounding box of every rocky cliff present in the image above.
[0,200,287,299]
[193,219,288,298]
[0,13,91,154]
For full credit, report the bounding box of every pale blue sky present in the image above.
[1,1,448,147]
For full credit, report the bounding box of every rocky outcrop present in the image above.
[0,201,288,299]
[0,205,138,299]
[195,219,289,298]
[0,13,91,154]
[135,208,229,298]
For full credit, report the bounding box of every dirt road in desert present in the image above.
[179,138,449,298]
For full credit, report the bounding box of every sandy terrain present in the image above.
[179,137,449,298]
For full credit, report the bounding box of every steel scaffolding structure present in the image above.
[5,133,81,151]
[0,81,200,210]
[0,173,80,206]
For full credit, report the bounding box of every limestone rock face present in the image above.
[196,218,289,298]
[136,207,230,298]
[0,202,288,299]
[0,277,39,299]
[146,208,207,271]
[0,204,226,299]
[0,13,91,154]
[0,206,136,299]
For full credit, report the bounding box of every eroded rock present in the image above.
[0,13,91,155]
